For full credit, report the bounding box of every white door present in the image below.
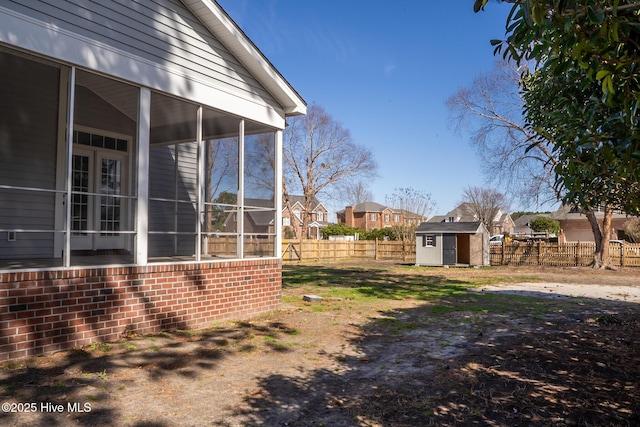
[71,132,129,251]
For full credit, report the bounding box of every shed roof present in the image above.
[416,222,485,234]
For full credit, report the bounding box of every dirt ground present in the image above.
[1,262,640,426]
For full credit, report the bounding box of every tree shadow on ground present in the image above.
[232,286,640,426]
[2,264,640,426]
[0,320,299,427]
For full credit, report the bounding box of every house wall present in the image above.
[560,218,628,243]
[0,0,284,128]
[149,143,199,256]
[0,258,281,361]
[415,233,443,266]
[0,51,59,259]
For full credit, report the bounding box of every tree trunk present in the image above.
[282,179,296,238]
[300,190,315,240]
[586,207,613,269]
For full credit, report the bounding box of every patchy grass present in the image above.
[2,261,639,427]
[283,262,568,319]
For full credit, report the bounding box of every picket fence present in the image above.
[490,241,640,267]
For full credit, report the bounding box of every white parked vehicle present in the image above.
[489,235,505,245]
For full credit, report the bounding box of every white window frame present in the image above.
[423,234,435,247]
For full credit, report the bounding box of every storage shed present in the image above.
[416,222,489,267]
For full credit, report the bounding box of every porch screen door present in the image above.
[71,131,128,251]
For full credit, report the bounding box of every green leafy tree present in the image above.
[521,66,636,266]
[209,191,237,231]
[529,216,561,236]
[362,227,396,241]
[477,0,640,267]
[321,223,363,239]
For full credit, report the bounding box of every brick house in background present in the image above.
[282,196,329,239]
[336,202,426,232]
[551,205,633,243]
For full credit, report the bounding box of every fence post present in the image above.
[538,241,543,266]
[501,240,506,265]
[402,241,407,263]
[576,241,580,266]
[375,238,379,261]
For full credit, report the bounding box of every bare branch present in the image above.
[283,104,378,238]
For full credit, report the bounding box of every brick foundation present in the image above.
[0,259,282,361]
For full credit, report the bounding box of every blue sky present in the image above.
[217,0,516,218]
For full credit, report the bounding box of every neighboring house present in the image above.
[427,215,447,224]
[431,203,515,236]
[551,205,633,243]
[0,1,305,361]
[223,197,276,236]
[336,202,427,232]
[513,213,551,236]
[415,222,490,267]
[282,196,329,239]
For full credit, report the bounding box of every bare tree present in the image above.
[204,138,238,234]
[624,217,640,243]
[385,187,436,257]
[341,180,374,206]
[461,186,510,234]
[284,104,378,238]
[446,60,558,208]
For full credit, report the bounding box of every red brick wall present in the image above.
[0,259,281,361]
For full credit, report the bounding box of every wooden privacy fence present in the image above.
[281,239,416,263]
[490,242,640,267]
[210,237,640,267]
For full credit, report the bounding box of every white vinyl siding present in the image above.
[0,52,59,259]
[148,142,198,257]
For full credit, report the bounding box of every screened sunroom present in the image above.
[0,47,282,270]
[0,0,306,362]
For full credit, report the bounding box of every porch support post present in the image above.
[275,130,283,258]
[63,67,76,269]
[196,106,203,261]
[238,119,245,258]
[135,87,151,266]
